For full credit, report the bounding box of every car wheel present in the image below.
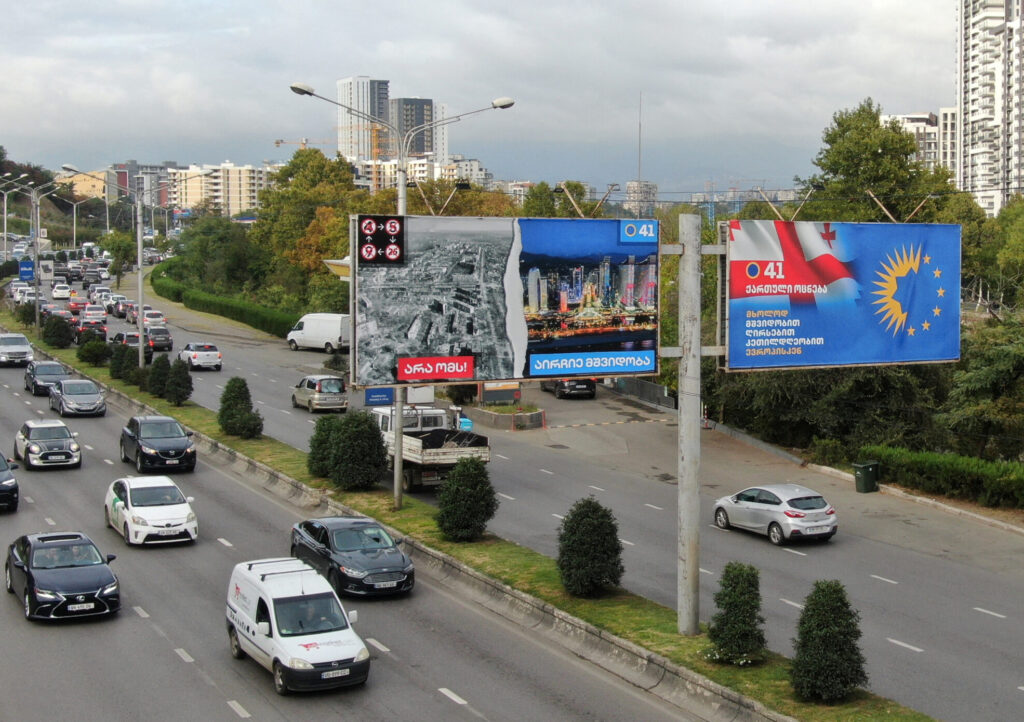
[273,661,289,695]
[288,340,298,351]
[12,445,19,461]
[291,395,299,408]
[5,564,12,593]
[308,400,315,413]
[328,569,341,593]
[555,388,565,399]
[72,459,82,469]
[9,501,16,513]
[105,505,112,528]
[135,453,145,474]
[187,359,194,370]
[325,342,335,354]
[119,441,130,463]
[59,402,68,418]
[215,364,221,371]
[23,456,34,471]
[228,626,246,659]
[768,523,785,546]
[23,590,32,620]
[714,508,731,530]
[123,523,133,546]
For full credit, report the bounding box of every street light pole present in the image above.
[290,81,514,509]
[1,173,29,266]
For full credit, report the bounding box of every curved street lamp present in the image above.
[1,172,30,261]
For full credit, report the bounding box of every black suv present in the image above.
[74,319,108,344]
[23,361,70,396]
[145,327,173,351]
[109,332,154,364]
[119,415,196,473]
[539,378,597,399]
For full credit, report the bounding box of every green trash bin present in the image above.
[852,461,879,493]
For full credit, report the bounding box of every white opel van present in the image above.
[286,313,351,353]
[226,557,370,694]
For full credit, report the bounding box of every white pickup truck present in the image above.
[371,406,490,491]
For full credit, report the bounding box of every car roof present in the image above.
[24,419,70,429]
[132,415,178,423]
[119,475,180,489]
[313,516,379,531]
[745,484,824,499]
[27,531,93,546]
[304,374,344,381]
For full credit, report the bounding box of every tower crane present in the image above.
[273,138,335,149]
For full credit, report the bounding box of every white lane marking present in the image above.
[24,400,31,406]
[887,638,923,652]
[1018,686,1024,692]
[175,648,194,663]
[871,574,898,585]
[619,538,635,546]
[552,513,565,520]
[103,459,114,465]
[23,496,34,504]
[215,385,224,390]
[439,688,467,705]
[645,503,664,510]
[218,538,233,548]
[497,493,516,501]
[256,400,265,405]
[134,606,150,618]
[588,485,605,492]
[280,410,291,415]
[495,454,509,460]
[308,419,316,424]
[366,637,390,653]
[783,548,807,556]
[540,469,553,475]
[227,700,251,718]
[780,598,805,609]
[35,409,44,415]
[12,392,20,397]
[44,518,56,526]
[269,378,277,383]
[1,384,7,389]
[84,444,94,451]
[974,607,1007,619]
[699,568,713,575]
[709,524,729,532]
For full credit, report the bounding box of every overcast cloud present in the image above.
[1,0,953,197]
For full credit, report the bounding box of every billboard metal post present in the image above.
[678,213,702,635]
[393,386,405,510]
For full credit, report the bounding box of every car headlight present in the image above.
[130,514,149,526]
[184,444,195,454]
[100,581,119,596]
[287,658,313,670]
[69,443,80,452]
[139,444,158,455]
[33,587,61,602]
[339,565,368,579]
[186,512,196,523]
[354,646,370,662]
[27,444,41,455]
[0,479,15,487]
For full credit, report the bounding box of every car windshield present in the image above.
[35,365,65,377]
[274,592,348,637]
[28,426,72,441]
[319,379,343,393]
[788,496,828,511]
[32,543,103,569]
[140,421,185,439]
[331,526,395,551]
[0,336,28,347]
[63,381,99,395]
[130,485,185,507]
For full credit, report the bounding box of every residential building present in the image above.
[881,113,940,170]
[168,162,274,217]
[389,98,435,157]
[624,180,657,218]
[939,106,957,177]
[441,155,493,188]
[336,76,390,162]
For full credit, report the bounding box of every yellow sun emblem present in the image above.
[872,245,922,335]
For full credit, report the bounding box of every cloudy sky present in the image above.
[2,1,953,199]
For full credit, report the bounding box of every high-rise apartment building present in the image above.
[336,76,390,162]
[168,162,274,217]
[624,180,658,218]
[390,98,434,157]
[956,0,1024,215]
[882,113,940,170]
[939,106,957,177]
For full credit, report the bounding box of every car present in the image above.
[48,378,107,417]
[67,296,88,315]
[87,284,110,302]
[38,303,61,320]
[141,310,166,329]
[109,332,154,364]
[105,294,127,314]
[0,456,20,512]
[290,516,414,596]
[82,304,107,321]
[145,326,173,351]
[81,272,102,289]
[127,303,152,325]
[17,289,39,305]
[713,484,838,545]
[103,476,198,545]
[0,333,34,366]
[48,309,75,325]
[13,419,82,470]
[74,318,108,344]
[24,361,71,396]
[540,378,597,399]
[291,375,347,413]
[7,281,28,298]
[119,416,196,473]
[114,298,135,318]
[51,284,72,300]
[179,342,222,371]
[98,268,111,281]
[5,532,120,620]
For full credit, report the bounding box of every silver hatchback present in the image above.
[713,483,837,545]
[291,375,348,412]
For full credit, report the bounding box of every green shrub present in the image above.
[232,409,264,439]
[706,562,766,666]
[445,384,478,406]
[134,366,151,392]
[42,316,74,348]
[77,339,112,366]
[164,358,193,405]
[326,411,388,491]
[147,354,171,397]
[218,377,254,434]
[181,288,300,338]
[557,497,623,597]
[308,415,344,478]
[809,437,845,466]
[791,580,867,702]
[108,344,134,380]
[436,457,498,542]
[15,302,36,327]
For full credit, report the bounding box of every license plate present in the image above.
[51,454,68,460]
[806,526,829,534]
[321,669,351,679]
[158,529,178,536]
[165,459,179,465]
[68,602,94,611]
[374,581,398,589]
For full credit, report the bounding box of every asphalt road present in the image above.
[0,363,688,722]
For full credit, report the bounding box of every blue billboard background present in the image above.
[727,221,961,370]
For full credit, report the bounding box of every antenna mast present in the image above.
[637,92,643,181]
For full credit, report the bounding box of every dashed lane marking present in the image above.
[871,574,898,585]
[887,638,923,652]
[540,469,553,475]
[256,400,265,405]
[552,513,564,520]
[645,503,663,510]
[439,688,467,705]
[783,548,807,556]
[780,598,804,609]
[497,493,516,501]
[699,568,712,575]
[366,638,390,653]
[588,485,604,492]
[973,607,1007,619]
[23,496,33,504]
[619,538,635,546]
[103,459,114,465]
[547,418,672,429]
[84,444,94,451]
[44,518,55,526]
[134,606,150,618]
[495,454,509,460]
[281,410,291,415]
[218,538,233,547]
[227,700,251,718]
[175,648,194,663]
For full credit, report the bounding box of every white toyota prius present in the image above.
[103,475,198,545]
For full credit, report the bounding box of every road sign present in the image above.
[18,260,34,281]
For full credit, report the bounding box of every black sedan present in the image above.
[49,379,107,417]
[119,416,196,473]
[290,517,414,596]
[24,361,71,396]
[5,532,120,620]
[0,456,19,512]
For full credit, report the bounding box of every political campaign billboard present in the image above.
[352,215,659,387]
[726,220,961,370]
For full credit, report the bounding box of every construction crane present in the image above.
[273,138,334,149]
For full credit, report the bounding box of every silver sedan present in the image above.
[713,483,837,545]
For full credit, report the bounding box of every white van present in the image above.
[286,313,350,354]
[226,557,370,695]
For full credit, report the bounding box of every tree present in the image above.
[147,353,171,397]
[108,343,134,380]
[103,231,136,290]
[522,181,557,217]
[308,415,344,478]
[164,358,193,405]
[14,302,36,327]
[557,497,623,597]
[436,457,498,542]
[326,411,387,491]
[706,562,766,666]
[42,316,74,348]
[217,376,263,437]
[791,579,867,702]
[77,339,112,366]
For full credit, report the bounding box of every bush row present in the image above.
[861,444,1024,508]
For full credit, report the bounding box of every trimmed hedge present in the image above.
[861,445,1024,509]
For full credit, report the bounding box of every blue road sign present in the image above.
[18,260,34,282]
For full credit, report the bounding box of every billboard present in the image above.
[353,215,659,387]
[726,220,961,370]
